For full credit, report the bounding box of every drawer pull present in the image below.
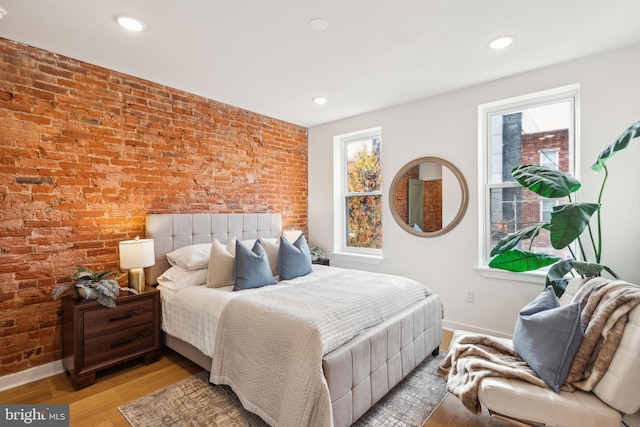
[110,338,133,348]
[109,313,133,322]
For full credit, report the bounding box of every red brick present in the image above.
[0,38,308,376]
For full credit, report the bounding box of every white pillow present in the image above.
[207,239,235,288]
[225,238,257,255]
[259,237,280,275]
[166,243,212,270]
[157,266,208,290]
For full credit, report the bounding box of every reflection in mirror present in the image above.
[390,157,468,237]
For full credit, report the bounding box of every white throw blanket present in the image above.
[209,269,431,427]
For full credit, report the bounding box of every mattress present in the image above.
[158,265,356,358]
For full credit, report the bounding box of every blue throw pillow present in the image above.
[234,239,276,291]
[513,286,583,392]
[278,233,313,281]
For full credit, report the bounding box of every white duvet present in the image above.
[157,265,344,358]
[159,265,433,427]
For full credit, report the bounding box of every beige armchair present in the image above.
[446,278,640,427]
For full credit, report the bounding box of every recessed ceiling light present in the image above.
[312,97,328,105]
[116,15,147,32]
[308,18,328,32]
[0,7,7,20]
[489,36,514,50]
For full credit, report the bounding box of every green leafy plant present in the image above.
[309,245,325,261]
[52,266,135,308]
[489,120,640,296]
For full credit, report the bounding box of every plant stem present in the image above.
[574,236,588,266]
[586,223,598,263]
[594,165,609,263]
[567,246,585,278]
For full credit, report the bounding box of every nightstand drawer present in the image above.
[84,323,155,367]
[83,298,155,338]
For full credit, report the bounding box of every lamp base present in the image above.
[128,268,146,292]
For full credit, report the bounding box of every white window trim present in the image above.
[332,127,383,262]
[540,148,559,170]
[540,199,557,223]
[477,84,580,281]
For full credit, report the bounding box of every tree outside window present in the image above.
[344,135,382,250]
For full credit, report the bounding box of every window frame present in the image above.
[539,149,560,223]
[478,85,580,275]
[539,148,559,169]
[332,127,383,261]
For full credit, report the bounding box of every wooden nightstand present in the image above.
[62,287,161,390]
[312,258,330,266]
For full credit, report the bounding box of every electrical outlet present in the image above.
[465,290,474,303]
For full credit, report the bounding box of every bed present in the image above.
[144,213,443,427]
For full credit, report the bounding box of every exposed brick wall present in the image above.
[518,129,569,254]
[422,179,442,232]
[0,38,308,377]
[520,129,569,226]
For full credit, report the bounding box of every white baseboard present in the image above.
[442,319,513,339]
[0,360,64,392]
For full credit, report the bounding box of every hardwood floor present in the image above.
[0,329,511,427]
[424,330,511,427]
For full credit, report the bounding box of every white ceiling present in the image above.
[1,1,639,128]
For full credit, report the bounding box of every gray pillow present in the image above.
[233,240,276,291]
[513,286,583,392]
[278,233,313,280]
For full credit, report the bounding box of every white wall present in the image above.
[308,43,640,337]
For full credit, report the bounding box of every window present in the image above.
[540,149,559,170]
[480,86,578,267]
[333,127,382,257]
[539,149,559,222]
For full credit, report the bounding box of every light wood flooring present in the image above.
[0,329,510,427]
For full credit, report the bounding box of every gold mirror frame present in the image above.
[389,156,469,237]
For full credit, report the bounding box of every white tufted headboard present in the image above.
[144,213,282,285]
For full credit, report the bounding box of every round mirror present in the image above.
[389,157,469,237]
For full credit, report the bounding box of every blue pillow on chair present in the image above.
[278,233,313,280]
[513,286,583,392]
[234,239,276,291]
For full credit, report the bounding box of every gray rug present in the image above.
[119,353,446,427]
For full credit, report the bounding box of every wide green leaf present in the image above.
[592,120,640,172]
[490,223,550,257]
[51,282,74,301]
[489,249,560,272]
[571,260,606,277]
[546,260,616,297]
[511,165,581,198]
[550,202,600,249]
[546,260,574,297]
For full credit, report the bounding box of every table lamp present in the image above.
[119,237,155,292]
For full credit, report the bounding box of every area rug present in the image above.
[119,352,446,427]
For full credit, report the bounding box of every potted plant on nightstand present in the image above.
[309,245,325,262]
[52,266,136,308]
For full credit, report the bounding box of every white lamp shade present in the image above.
[119,238,155,269]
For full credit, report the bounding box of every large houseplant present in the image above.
[489,120,640,296]
[52,266,135,307]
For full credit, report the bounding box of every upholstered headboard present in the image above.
[144,213,282,285]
